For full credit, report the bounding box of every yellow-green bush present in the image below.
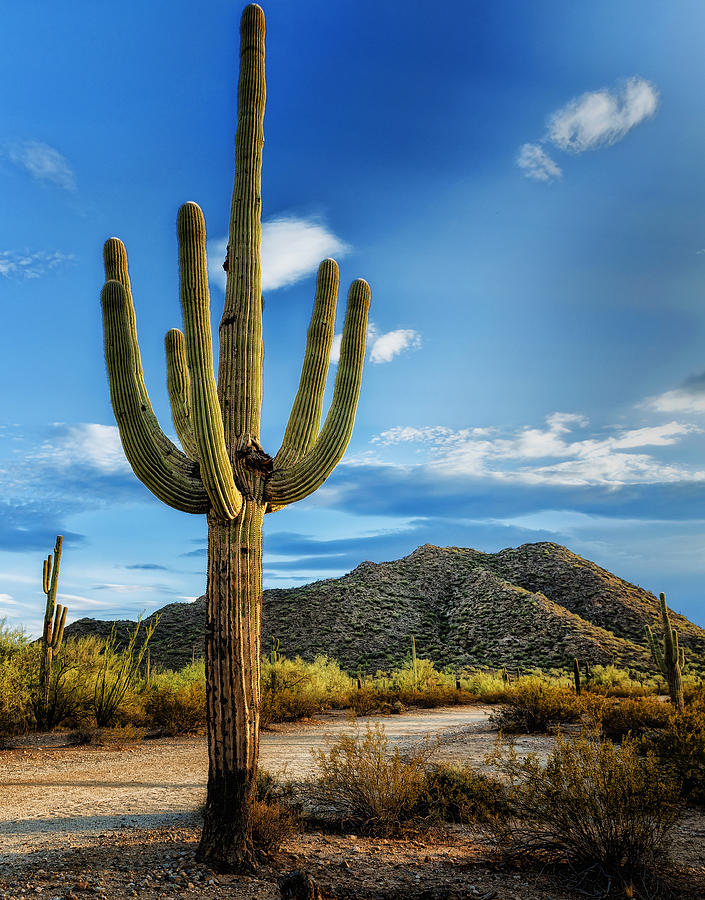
[143,660,207,734]
[587,695,671,741]
[645,689,705,804]
[486,731,681,896]
[490,676,581,733]
[313,723,434,834]
[417,763,507,824]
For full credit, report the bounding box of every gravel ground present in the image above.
[0,706,703,899]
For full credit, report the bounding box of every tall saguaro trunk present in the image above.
[202,503,266,868]
[99,4,370,872]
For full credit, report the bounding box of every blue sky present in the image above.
[3,0,705,636]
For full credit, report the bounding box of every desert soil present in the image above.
[1,705,703,900]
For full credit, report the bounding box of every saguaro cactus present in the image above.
[572,657,581,696]
[100,4,370,871]
[645,592,685,711]
[38,535,67,729]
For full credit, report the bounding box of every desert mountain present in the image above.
[64,542,705,674]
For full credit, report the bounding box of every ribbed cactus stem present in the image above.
[165,328,200,460]
[178,202,242,520]
[38,536,66,729]
[99,3,370,871]
[274,259,339,469]
[573,657,581,696]
[645,592,684,710]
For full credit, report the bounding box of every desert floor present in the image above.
[1,706,703,899]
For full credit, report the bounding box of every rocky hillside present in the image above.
[64,542,705,674]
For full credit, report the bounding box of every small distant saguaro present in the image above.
[645,592,685,710]
[99,4,370,871]
[38,535,67,729]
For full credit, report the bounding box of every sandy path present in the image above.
[0,706,512,859]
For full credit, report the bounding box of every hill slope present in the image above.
[64,542,705,674]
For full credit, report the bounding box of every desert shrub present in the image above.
[485,731,681,897]
[34,636,106,729]
[143,660,207,734]
[251,797,299,852]
[313,723,434,834]
[590,696,671,741]
[417,763,508,824]
[0,642,33,735]
[490,676,581,733]
[261,654,350,725]
[645,689,705,804]
[585,665,651,698]
[463,670,510,703]
[92,618,157,727]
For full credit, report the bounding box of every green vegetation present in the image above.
[484,732,681,897]
[646,592,686,710]
[37,535,67,729]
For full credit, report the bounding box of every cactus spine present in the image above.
[573,657,581,696]
[38,535,67,729]
[645,592,685,711]
[99,5,369,871]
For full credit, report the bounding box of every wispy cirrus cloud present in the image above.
[516,143,562,182]
[517,77,659,181]
[4,140,77,190]
[0,250,75,280]
[208,215,349,293]
[548,78,659,152]
[369,412,701,488]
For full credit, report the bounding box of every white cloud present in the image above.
[329,323,422,366]
[367,413,703,488]
[517,143,562,182]
[369,327,422,364]
[548,77,659,153]
[647,390,705,415]
[5,140,77,190]
[0,250,75,280]
[208,216,349,293]
[644,372,705,415]
[33,424,130,475]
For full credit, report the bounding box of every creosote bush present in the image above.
[645,688,705,804]
[587,696,671,741]
[490,676,582,733]
[417,763,508,824]
[144,660,207,734]
[484,731,681,898]
[313,723,434,834]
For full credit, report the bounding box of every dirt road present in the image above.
[0,706,517,860]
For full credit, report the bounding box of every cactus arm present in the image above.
[266,278,370,507]
[52,604,67,650]
[645,624,666,674]
[102,280,210,513]
[219,2,266,490]
[165,328,200,460]
[178,202,242,520]
[273,259,339,469]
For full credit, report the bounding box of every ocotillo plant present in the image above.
[573,657,581,696]
[645,592,685,710]
[411,635,418,687]
[37,535,67,729]
[99,5,370,871]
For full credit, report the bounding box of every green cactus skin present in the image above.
[99,4,370,871]
[573,657,581,696]
[645,592,685,710]
[38,535,67,728]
